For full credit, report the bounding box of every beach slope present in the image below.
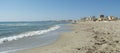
[18,21,120,53]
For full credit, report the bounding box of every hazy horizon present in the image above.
[0,0,120,21]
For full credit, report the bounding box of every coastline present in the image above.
[0,23,68,53]
[17,22,92,53]
[18,21,120,53]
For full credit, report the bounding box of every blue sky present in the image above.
[0,0,120,21]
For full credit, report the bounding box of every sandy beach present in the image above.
[18,21,120,53]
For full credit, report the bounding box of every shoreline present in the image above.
[0,24,68,53]
[17,22,92,53]
[18,21,120,53]
[16,24,72,53]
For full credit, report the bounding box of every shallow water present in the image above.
[0,21,70,53]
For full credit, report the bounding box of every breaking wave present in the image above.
[0,25,60,44]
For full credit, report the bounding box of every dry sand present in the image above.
[18,21,120,53]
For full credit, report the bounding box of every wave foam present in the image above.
[0,25,60,44]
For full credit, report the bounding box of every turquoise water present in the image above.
[0,21,69,53]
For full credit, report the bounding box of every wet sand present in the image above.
[18,21,120,53]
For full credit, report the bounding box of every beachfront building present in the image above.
[80,16,97,21]
[97,14,109,21]
[80,14,119,22]
[100,14,104,18]
[97,14,105,21]
[108,16,113,21]
[108,16,118,21]
[85,16,97,21]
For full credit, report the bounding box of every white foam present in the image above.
[0,25,60,44]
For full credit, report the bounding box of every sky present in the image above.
[0,0,120,21]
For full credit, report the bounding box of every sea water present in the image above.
[0,21,69,53]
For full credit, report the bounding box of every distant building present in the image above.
[100,14,104,18]
[80,14,119,22]
[108,16,113,21]
[108,16,118,21]
[82,16,97,21]
[97,14,105,21]
[91,16,97,21]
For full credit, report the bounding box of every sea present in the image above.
[0,21,70,53]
